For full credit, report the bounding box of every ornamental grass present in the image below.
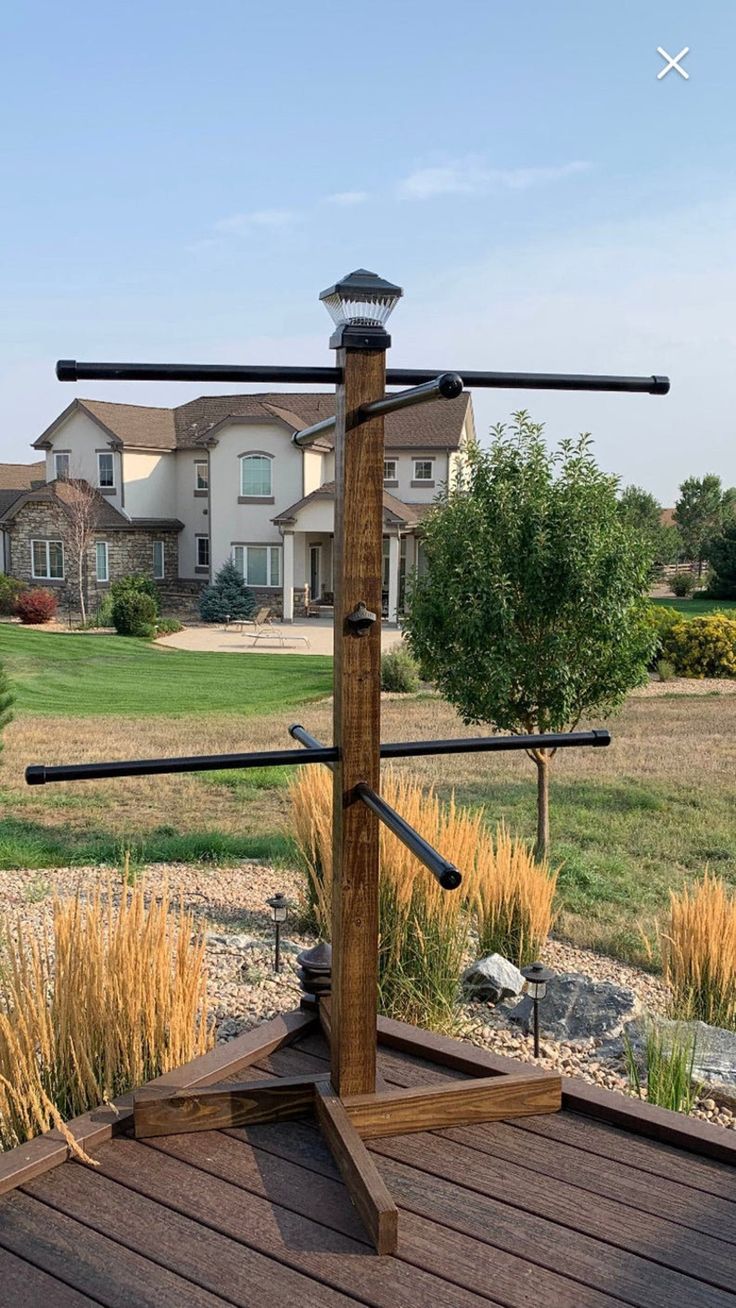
[0,880,212,1155]
[663,873,736,1030]
[289,766,556,1031]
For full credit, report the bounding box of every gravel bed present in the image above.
[0,861,732,1132]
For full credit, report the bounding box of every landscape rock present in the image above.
[507,971,638,1041]
[607,1017,736,1107]
[462,954,525,1003]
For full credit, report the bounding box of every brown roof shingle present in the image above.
[273,481,429,528]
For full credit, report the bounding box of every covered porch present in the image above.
[275,482,426,623]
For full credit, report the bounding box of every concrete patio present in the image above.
[157,618,405,656]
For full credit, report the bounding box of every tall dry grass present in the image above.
[0,880,212,1154]
[663,873,736,1030]
[289,766,556,1030]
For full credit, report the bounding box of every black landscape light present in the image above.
[319,268,403,347]
[266,892,289,972]
[521,961,555,1059]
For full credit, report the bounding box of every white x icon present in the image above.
[657,46,690,79]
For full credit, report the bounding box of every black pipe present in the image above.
[25,728,610,787]
[292,372,465,448]
[355,782,461,891]
[56,359,669,395]
[289,724,332,758]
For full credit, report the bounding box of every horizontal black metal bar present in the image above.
[292,372,464,447]
[291,416,336,448]
[56,359,669,395]
[355,782,461,891]
[289,723,332,759]
[25,728,610,787]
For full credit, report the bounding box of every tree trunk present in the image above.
[78,563,86,625]
[534,750,550,862]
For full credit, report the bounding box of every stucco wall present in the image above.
[384,450,449,503]
[208,420,304,576]
[175,450,210,579]
[42,410,124,512]
[123,450,176,518]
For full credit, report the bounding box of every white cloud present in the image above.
[399,158,591,200]
[214,209,298,234]
[324,190,370,206]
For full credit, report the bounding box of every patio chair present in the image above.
[226,606,272,633]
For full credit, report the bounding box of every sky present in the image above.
[1,0,734,503]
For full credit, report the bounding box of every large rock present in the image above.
[610,1017,736,1107]
[462,954,525,1003]
[507,971,637,1041]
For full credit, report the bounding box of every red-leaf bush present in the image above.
[16,588,58,625]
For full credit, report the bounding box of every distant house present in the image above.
[0,391,474,619]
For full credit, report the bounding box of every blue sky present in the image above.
[2,0,734,501]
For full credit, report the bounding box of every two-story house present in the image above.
[0,390,475,620]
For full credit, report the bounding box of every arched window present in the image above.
[240,453,273,498]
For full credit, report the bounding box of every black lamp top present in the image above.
[319,268,403,303]
[521,961,555,984]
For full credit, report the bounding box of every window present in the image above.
[413,459,434,482]
[196,536,210,568]
[32,539,64,580]
[95,541,109,583]
[194,460,209,492]
[152,540,165,579]
[383,459,397,483]
[233,544,282,587]
[54,452,70,480]
[240,454,272,498]
[97,451,115,489]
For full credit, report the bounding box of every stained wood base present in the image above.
[132,1010,561,1255]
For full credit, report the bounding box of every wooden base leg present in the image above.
[315,1081,399,1256]
[133,1073,328,1139]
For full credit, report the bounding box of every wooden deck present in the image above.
[0,1009,735,1307]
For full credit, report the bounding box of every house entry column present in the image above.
[387,532,400,624]
[282,531,294,622]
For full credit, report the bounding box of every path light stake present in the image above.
[521,961,555,1058]
[266,893,289,972]
[32,267,668,1255]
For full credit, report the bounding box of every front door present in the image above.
[309,545,321,601]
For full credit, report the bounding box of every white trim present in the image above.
[239,453,273,498]
[53,452,70,480]
[194,460,209,491]
[31,538,64,580]
[152,540,165,579]
[95,540,109,583]
[97,450,115,489]
[232,543,282,587]
[383,458,398,482]
[196,534,210,568]
[413,457,434,481]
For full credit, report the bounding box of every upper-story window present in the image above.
[412,458,435,485]
[54,452,70,480]
[97,451,115,489]
[240,454,273,499]
[194,460,209,493]
[383,459,398,484]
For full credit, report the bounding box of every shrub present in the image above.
[0,879,212,1153]
[110,573,160,616]
[381,646,420,693]
[155,617,183,636]
[0,575,26,616]
[625,1021,701,1114]
[669,571,696,597]
[661,612,736,678]
[200,558,255,622]
[469,822,557,967]
[112,589,158,637]
[16,587,58,624]
[664,873,736,1030]
[705,522,736,599]
[656,658,676,682]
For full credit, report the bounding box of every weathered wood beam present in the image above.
[314,1081,399,1256]
[343,1073,562,1139]
[134,1072,328,1139]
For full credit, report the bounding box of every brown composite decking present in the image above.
[0,1010,734,1307]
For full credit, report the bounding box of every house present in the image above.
[0,390,475,620]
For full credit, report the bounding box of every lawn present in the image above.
[0,626,332,716]
[0,624,733,971]
[651,597,736,617]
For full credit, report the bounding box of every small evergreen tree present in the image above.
[199,559,256,622]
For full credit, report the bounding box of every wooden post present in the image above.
[331,344,386,1096]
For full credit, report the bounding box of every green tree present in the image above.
[404,413,655,859]
[199,559,255,622]
[706,521,736,599]
[617,484,680,569]
[674,475,725,576]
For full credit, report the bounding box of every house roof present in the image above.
[273,481,432,528]
[0,460,47,518]
[35,392,470,453]
[0,480,182,532]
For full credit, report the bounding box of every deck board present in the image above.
[0,1020,733,1307]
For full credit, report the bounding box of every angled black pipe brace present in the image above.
[56,359,669,395]
[292,372,464,447]
[25,727,610,787]
[288,726,461,891]
[354,782,462,891]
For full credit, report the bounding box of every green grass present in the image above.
[0,626,332,717]
[651,597,736,617]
